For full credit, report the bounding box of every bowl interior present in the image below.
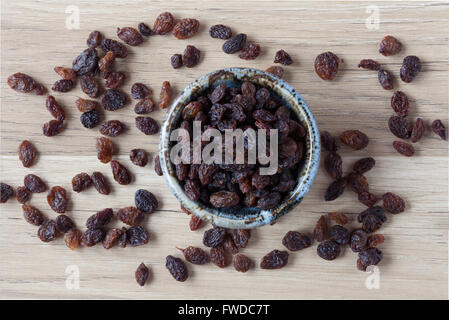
[159,67,320,229]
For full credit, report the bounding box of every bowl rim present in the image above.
[159,67,321,229]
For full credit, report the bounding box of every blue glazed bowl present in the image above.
[159,67,320,229]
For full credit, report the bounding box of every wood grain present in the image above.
[1,0,448,299]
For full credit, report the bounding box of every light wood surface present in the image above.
[1,0,448,300]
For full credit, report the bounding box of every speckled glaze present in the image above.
[159,68,320,229]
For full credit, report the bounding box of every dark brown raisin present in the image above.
[158,81,171,109]
[51,79,74,92]
[130,149,148,167]
[368,234,385,248]
[117,206,144,226]
[265,66,284,79]
[378,70,394,90]
[400,55,421,83]
[103,228,123,249]
[87,30,103,48]
[170,54,183,69]
[282,231,312,251]
[153,12,175,35]
[138,23,153,36]
[118,227,128,248]
[105,71,126,89]
[257,192,281,210]
[65,229,82,250]
[81,228,105,247]
[320,131,339,152]
[184,179,201,201]
[47,186,68,213]
[330,225,350,245]
[209,24,232,39]
[350,229,368,252]
[189,215,203,231]
[80,75,100,98]
[233,254,251,272]
[379,35,402,56]
[358,191,378,208]
[154,155,163,176]
[182,101,202,120]
[182,45,201,68]
[55,214,75,233]
[42,120,63,137]
[313,215,328,242]
[274,49,293,65]
[231,229,251,248]
[7,73,45,95]
[222,33,247,54]
[324,152,343,179]
[431,119,446,140]
[72,173,92,192]
[76,98,99,112]
[18,140,37,168]
[117,27,143,46]
[358,59,380,71]
[357,206,387,233]
[101,39,128,58]
[99,120,125,137]
[86,208,113,229]
[102,89,127,111]
[24,174,46,193]
[209,191,240,208]
[134,189,158,213]
[110,160,131,185]
[96,137,114,163]
[239,43,261,60]
[16,186,31,204]
[54,67,76,80]
[209,84,226,104]
[260,250,289,269]
[328,211,348,225]
[340,130,369,150]
[210,246,227,268]
[135,116,159,135]
[314,52,339,80]
[359,248,383,270]
[392,141,415,157]
[165,255,188,281]
[45,96,65,121]
[389,115,411,139]
[252,172,270,189]
[203,227,226,247]
[223,234,239,254]
[177,246,208,265]
[317,240,340,260]
[22,204,44,226]
[410,118,425,143]
[135,263,149,286]
[382,192,405,214]
[324,177,347,201]
[91,172,110,195]
[131,83,150,99]
[347,172,369,195]
[72,48,99,76]
[173,18,200,39]
[80,109,100,128]
[353,157,375,174]
[134,97,155,114]
[38,220,58,242]
[390,91,409,117]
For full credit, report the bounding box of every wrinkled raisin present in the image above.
[134,97,155,114]
[358,59,380,71]
[103,228,123,249]
[222,33,247,54]
[353,157,375,174]
[400,55,421,83]
[135,263,149,286]
[317,240,340,260]
[189,215,203,231]
[99,120,125,137]
[257,192,281,210]
[38,220,58,242]
[55,214,75,233]
[347,172,369,195]
[131,83,150,99]
[389,115,410,139]
[153,12,175,35]
[81,228,105,247]
[72,48,99,76]
[390,91,409,117]
[86,208,113,229]
[358,206,387,233]
[72,172,92,192]
[105,71,126,89]
[91,172,110,195]
[80,75,100,98]
[313,215,328,242]
[24,174,46,193]
[265,66,284,78]
[171,54,183,69]
[392,141,414,157]
[64,229,82,250]
[382,192,405,214]
[222,234,239,254]
[101,39,128,58]
[16,186,31,204]
[173,18,200,39]
[138,23,152,36]
[239,43,261,60]
[209,191,240,208]
[282,231,311,251]
[47,186,68,213]
[117,206,144,226]
[76,98,99,112]
[324,152,343,179]
[324,177,347,201]
[314,52,339,80]
[129,149,148,167]
[96,137,113,163]
[177,246,208,265]
[210,246,227,268]
[358,191,378,208]
[110,160,131,185]
[158,81,171,109]
[80,109,100,128]
[7,73,44,95]
[209,24,232,39]
[182,45,201,68]
[45,96,65,121]
[165,255,188,281]
[359,248,383,270]
[233,254,251,272]
[184,179,200,201]
[260,250,289,269]
[203,227,226,247]
[134,189,158,213]
[431,119,446,140]
[274,49,293,65]
[135,116,159,135]
[87,30,103,48]
[378,69,394,90]
[117,27,143,46]
[51,79,73,92]
[328,211,348,225]
[42,120,63,137]
[154,155,163,176]
[231,229,251,248]
[54,67,76,80]
[350,229,368,252]
[340,130,369,150]
[379,35,402,56]
[18,140,37,168]
[102,89,126,111]
[320,131,339,152]
[410,118,425,143]
[22,204,44,226]
[330,225,350,245]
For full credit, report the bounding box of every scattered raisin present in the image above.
[101,39,128,58]
[165,255,188,281]
[222,33,247,54]
[81,228,105,247]
[282,231,311,251]
[260,250,289,269]
[358,191,378,208]
[135,116,159,135]
[134,97,155,114]
[54,66,76,80]
[431,119,446,140]
[389,115,411,139]
[347,172,369,194]
[131,83,150,99]
[72,172,92,192]
[72,48,99,76]
[358,248,383,270]
[7,73,44,95]
[91,172,110,195]
[103,228,123,249]
[117,27,143,46]
[324,152,343,179]
[350,229,368,252]
[314,52,339,80]
[353,157,375,174]
[80,109,100,128]
[324,177,347,201]
[24,174,46,193]
[392,141,415,157]
[86,208,113,229]
[102,89,127,111]
[42,120,64,136]
[330,225,350,245]
[138,23,152,36]
[317,240,340,260]
[154,155,163,176]
[210,246,227,268]
[379,36,402,56]
[328,211,348,225]
[153,12,175,35]
[378,70,394,90]
[158,81,171,109]
[16,186,31,204]
[313,215,328,242]
[239,43,261,60]
[64,229,82,250]
[99,120,125,137]
[182,45,201,68]
[87,30,103,48]
[320,131,339,152]
[76,98,99,112]
[231,229,251,248]
[177,246,208,265]
[233,254,251,272]
[80,75,100,98]
[274,49,293,65]
[358,59,380,71]
[400,55,421,83]
[410,118,425,143]
[55,214,75,233]
[358,206,387,233]
[52,79,73,92]
[171,54,183,69]
[110,160,132,185]
[47,186,68,213]
[96,137,114,163]
[134,189,158,213]
[203,227,226,248]
[173,18,200,39]
[117,206,144,226]
[340,130,369,150]
[18,140,37,168]
[209,24,232,39]
[38,220,58,242]
[382,192,405,214]
[105,72,126,89]
[129,149,148,167]
[135,263,149,286]
[189,215,203,231]
[265,66,284,79]
[390,91,409,117]
[22,204,44,226]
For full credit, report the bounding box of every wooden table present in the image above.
[1,0,448,300]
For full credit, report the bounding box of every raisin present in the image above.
[209,84,226,104]
[389,115,410,139]
[44,96,65,121]
[18,140,37,168]
[330,225,350,245]
[81,228,105,247]
[47,186,68,213]
[328,211,348,225]
[210,246,227,268]
[80,75,100,98]
[382,192,405,214]
[158,81,171,109]
[392,141,415,157]
[7,73,44,95]
[96,137,114,163]
[182,101,202,120]
[233,254,251,272]
[209,24,232,39]
[184,179,201,201]
[64,229,82,250]
[239,43,261,60]
[358,191,378,208]
[274,49,293,65]
[324,152,343,179]
[80,109,100,129]
[38,220,58,242]
[189,215,203,231]
[400,55,421,83]
[390,91,409,117]
[135,263,149,286]
[91,172,110,195]
[22,204,44,226]
[51,79,73,93]
[99,120,125,137]
[379,35,402,56]
[105,72,126,89]
[154,155,163,176]
[353,157,375,174]
[410,118,425,143]
[203,227,226,247]
[135,116,159,135]
[118,227,128,248]
[173,18,200,39]
[209,191,239,208]
[42,119,64,137]
[177,246,208,265]
[282,231,312,251]
[340,130,369,150]
[153,12,175,35]
[359,248,383,270]
[110,160,131,185]
[138,23,153,36]
[320,131,339,152]
[72,48,99,76]
[252,172,270,189]
[260,250,289,269]
[358,59,380,71]
[377,70,394,90]
[134,189,158,213]
[324,177,347,201]
[166,255,188,281]
[134,97,155,114]
[85,30,102,47]
[317,240,340,260]
[347,172,369,194]
[367,234,385,248]
[222,33,247,54]
[102,89,127,111]
[222,234,239,254]
[350,229,368,252]
[253,109,277,122]
[257,192,281,210]
[101,39,128,58]
[55,214,75,233]
[76,98,99,112]
[103,228,123,249]
[117,207,144,227]
[72,173,92,192]
[182,45,201,68]
[16,186,31,204]
[54,67,77,80]
[314,52,339,80]
[313,215,328,242]
[86,208,113,229]
[177,163,188,182]
[265,66,284,79]
[24,174,46,193]
[241,82,256,97]
[431,119,446,140]
[129,149,148,167]
[117,27,143,46]
[230,229,251,248]
[170,54,183,69]
[131,83,150,99]
[358,206,387,233]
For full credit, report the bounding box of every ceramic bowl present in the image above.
[159,67,320,229]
